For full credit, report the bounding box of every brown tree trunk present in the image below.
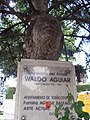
[24,0,64,60]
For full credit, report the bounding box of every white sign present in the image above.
[14,59,77,120]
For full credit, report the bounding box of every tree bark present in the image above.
[24,0,64,60]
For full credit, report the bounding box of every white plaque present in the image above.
[14,59,77,120]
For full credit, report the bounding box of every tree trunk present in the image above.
[24,0,64,60]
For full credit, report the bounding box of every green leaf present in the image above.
[54,106,59,118]
[62,116,69,120]
[77,101,85,107]
[64,107,70,117]
[67,92,74,103]
[73,101,90,119]
[82,112,90,120]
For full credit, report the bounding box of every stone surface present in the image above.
[14,59,77,120]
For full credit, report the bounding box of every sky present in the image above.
[5,77,17,87]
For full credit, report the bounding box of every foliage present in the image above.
[54,92,90,120]
[77,84,90,93]
[0,111,3,115]
[59,21,77,61]
[6,87,16,99]
[0,0,90,76]
[75,64,87,83]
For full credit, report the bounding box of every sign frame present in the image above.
[14,59,77,120]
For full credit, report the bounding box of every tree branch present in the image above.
[60,3,90,32]
[59,2,90,21]
[47,0,72,13]
[63,41,68,61]
[65,16,90,24]
[0,10,24,16]
[0,22,22,35]
[81,0,89,13]
[49,1,90,25]
[0,10,13,14]
[0,9,31,23]
[26,0,35,11]
[49,1,90,24]
[77,22,90,33]
[0,0,25,23]
[64,34,90,39]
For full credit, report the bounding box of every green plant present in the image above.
[54,104,71,120]
[77,85,90,93]
[54,85,90,120]
[6,87,16,99]
[0,111,3,115]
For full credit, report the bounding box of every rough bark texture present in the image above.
[25,14,64,60]
[31,0,48,13]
